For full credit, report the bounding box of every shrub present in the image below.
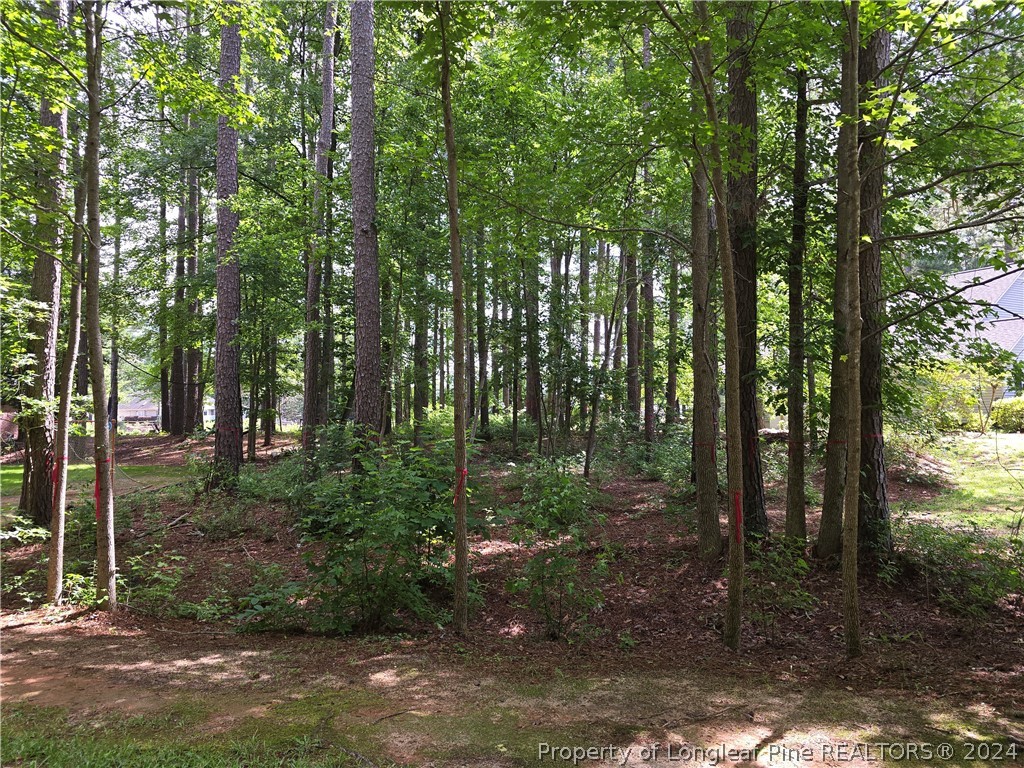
[888,515,1024,617]
[303,439,457,633]
[744,536,816,642]
[508,457,607,641]
[514,457,594,531]
[992,396,1024,432]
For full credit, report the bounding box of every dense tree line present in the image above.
[4,0,1023,651]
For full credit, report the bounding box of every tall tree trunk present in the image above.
[351,0,383,440]
[414,259,429,446]
[691,52,722,563]
[786,68,809,540]
[49,111,83,604]
[688,0,743,649]
[624,239,640,423]
[109,159,121,430]
[524,256,542,423]
[579,233,590,427]
[666,245,679,425]
[840,0,863,658]
[262,333,276,446]
[84,0,115,608]
[727,0,767,538]
[466,243,476,424]
[858,26,893,558]
[477,240,489,436]
[212,18,243,486]
[584,251,625,478]
[642,244,655,453]
[439,1,468,636]
[432,303,439,410]
[184,166,201,433]
[303,0,337,452]
[19,0,67,527]
[159,191,171,432]
[170,153,186,438]
[817,166,853,556]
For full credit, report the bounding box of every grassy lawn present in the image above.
[1,464,188,513]
[897,432,1024,535]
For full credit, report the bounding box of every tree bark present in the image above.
[212,18,243,486]
[691,52,722,563]
[579,232,590,427]
[19,0,67,527]
[625,239,641,423]
[303,0,338,452]
[84,0,116,608]
[477,238,489,436]
[727,0,768,538]
[858,26,893,558]
[170,152,186,438]
[786,68,809,540]
[351,0,383,440]
[184,164,201,434]
[688,0,743,649]
[439,1,469,636]
[49,106,83,604]
[840,0,863,659]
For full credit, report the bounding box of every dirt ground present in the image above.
[2,435,1022,766]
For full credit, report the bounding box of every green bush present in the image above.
[991,396,1024,432]
[303,439,457,633]
[508,457,606,641]
[745,536,816,642]
[514,457,594,531]
[889,515,1024,617]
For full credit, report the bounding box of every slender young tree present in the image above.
[786,68,809,540]
[664,0,744,649]
[212,16,243,485]
[438,0,469,636]
[351,0,383,441]
[49,119,84,604]
[84,0,115,608]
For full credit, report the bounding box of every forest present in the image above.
[2,0,1024,765]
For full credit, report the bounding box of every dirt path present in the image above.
[3,610,1022,767]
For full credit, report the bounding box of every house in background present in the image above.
[947,266,1024,408]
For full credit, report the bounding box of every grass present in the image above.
[0,702,394,768]
[1,463,188,512]
[899,432,1024,534]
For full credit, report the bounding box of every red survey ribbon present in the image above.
[454,467,468,506]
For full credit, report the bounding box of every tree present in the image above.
[303,0,338,453]
[84,0,115,609]
[212,15,243,486]
[662,0,745,649]
[438,0,469,636]
[49,114,84,605]
[351,0,383,441]
[857,25,893,557]
[18,0,66,528]
[785,67,809,540]
[690,53,722,563]
[838,0,862,658]
[727,0,768,538]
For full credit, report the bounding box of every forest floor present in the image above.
[2,432,1023,767]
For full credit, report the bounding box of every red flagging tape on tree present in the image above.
[454,467,468,507]
[733,490,742,544]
